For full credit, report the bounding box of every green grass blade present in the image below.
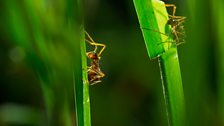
[133,0,185,126]
[4,0,80,125]
[73,29,91,126]
[212,0,224,124]
[70,0,92,125]
[81,31,92,126]
[159,48,185,126]
[185,0,215,125]
[218,5,224,126]
[133,0,170,58]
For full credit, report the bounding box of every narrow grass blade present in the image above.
[218,6,224,126]
[133,0,185,126]
[81,30,92,126]
[212,0,224,124]
[73,29,91,126]
[70,0,92,125]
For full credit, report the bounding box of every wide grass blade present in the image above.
[133,0,171,58]
[185,0,215,125]
[159,48,185,126]
[133,0,185,125]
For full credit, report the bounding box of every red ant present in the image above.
[85,31,106,85]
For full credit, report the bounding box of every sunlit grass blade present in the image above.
[159,48,185,126]
[133,0,170,58]
[133,0,185,125]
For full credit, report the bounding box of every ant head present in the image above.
[167,18,178,27]
[86,51,100,60]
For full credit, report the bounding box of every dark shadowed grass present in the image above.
[211,0,224,125]
[2,0,90,125]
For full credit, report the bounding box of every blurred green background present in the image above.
[0,0,224,126]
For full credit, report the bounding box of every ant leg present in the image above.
[158,41,185,46]
[176,31,185,36]
[176,42,185,46]
[90,80,101,85]
[85,39,98,52]
[140,27,169,37]
[172,27,180,43]
[157,41,185,46]
[90,43,106,58]
[85,39,106,57]
[85,31,95,42]
[157,41,176,45]
[85,31,98,52]
[141,27,181,46]
[169,15,186,19]
[165,4,176,16]
[168,15,186,23]
[157,30,179,45]
[141,27,176,45]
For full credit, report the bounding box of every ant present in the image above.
[85,31,106,85]
[165,4,186,45]
[141,4,186,46]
